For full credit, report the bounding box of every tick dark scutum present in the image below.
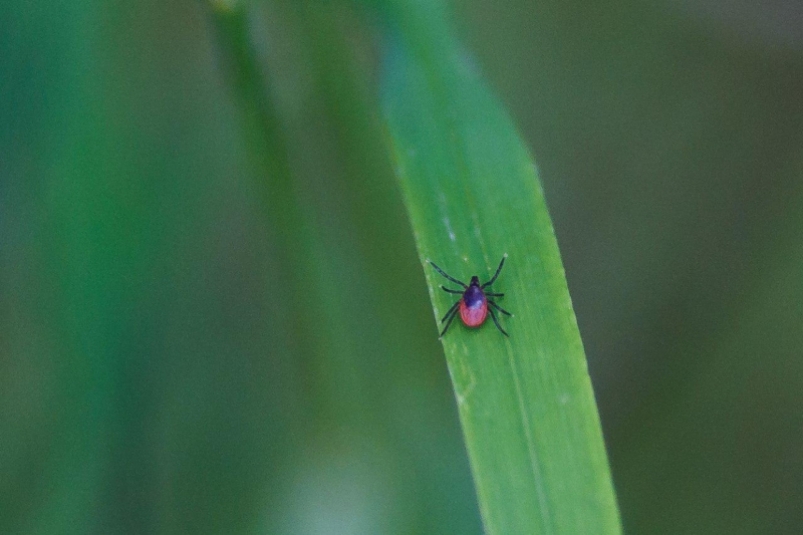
[427,255,511,338]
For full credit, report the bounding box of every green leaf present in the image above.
[380,5,622,534]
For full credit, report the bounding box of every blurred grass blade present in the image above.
[379,5,621,534]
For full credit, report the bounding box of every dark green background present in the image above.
[2,0,801,533]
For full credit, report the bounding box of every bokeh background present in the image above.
[2,0,802,533]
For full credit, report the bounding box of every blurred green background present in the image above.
[2,0,802,533]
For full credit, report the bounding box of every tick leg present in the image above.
[485,292,504,297]
[488,307,509,337]
[488,300,511,316]
[440,307,460,338]
[441,285,463,294]
[429,261,467,288]
[440,300,460,323]
[482,254,507,288]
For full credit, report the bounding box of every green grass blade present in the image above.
[380,6,621,534]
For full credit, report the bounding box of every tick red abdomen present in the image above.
[459,286,488,327]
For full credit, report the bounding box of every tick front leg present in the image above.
[482,254,507,288]
[485,292,504,297]
[428,261,468,288]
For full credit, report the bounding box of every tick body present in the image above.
[428,255,511,337]
[459,279,488,327]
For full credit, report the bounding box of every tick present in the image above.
[428,254,511,338]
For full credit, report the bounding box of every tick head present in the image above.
[469,275,480,286]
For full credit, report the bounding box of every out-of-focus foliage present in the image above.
[1,0,801,534]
